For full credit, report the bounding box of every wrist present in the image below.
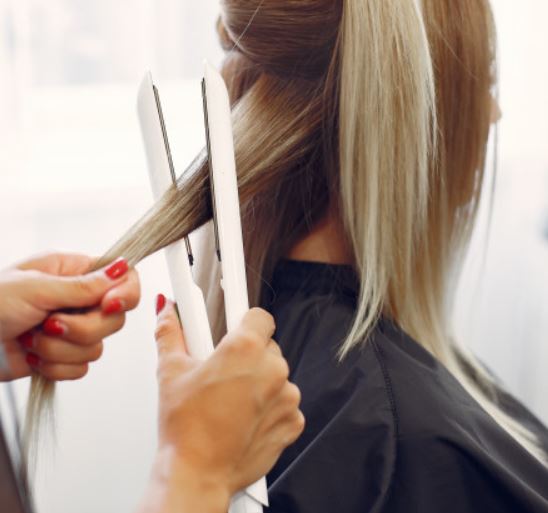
[138,446,230,513]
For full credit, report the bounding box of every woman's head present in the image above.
[213,0,496,349]
[88,0,498,362]
[30,0,546,462]
[220,0,341,79]
[93,1,497,294]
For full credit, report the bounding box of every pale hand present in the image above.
[0,253,140,381]
[138,301,305,513]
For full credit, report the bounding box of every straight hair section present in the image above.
[26,0,547,465]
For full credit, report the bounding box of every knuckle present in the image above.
[73,324,95,345]
[250,307,274,323]
[217,336,240,360]
[110,313,126,333]
[264,358,290,398]
[242,330,264,350]
[230,329,263,354]
[75,277,97,298]
[32,250,54,263]
[284,383,302,408]
[40,364,63,381]
[42,363,89,381]
[292,411,306,435]
[157,355,182,380]
[154,319,174,342]
[34,337,57,362]
[74,364,89,380]
[24,269,44,282]
[273,357,290,383]
[267,340,282,356]
[281,412,305,446]
[249,307,276,332]
[43,251,64,261]
[39,366,57,380]
[89,342,104,362]
[25,272,52,304]
[127,271,142,307]
[264,311,276,333]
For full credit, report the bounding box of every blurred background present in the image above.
[0,0,546,512]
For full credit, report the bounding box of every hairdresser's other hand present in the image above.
[138,300,304,513]
[0,253,140,382]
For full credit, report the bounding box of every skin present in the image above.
[0,79,500,513]
[0,253,140,381]
[0,252,304,513]
[143,94,497,509]
[289,96,502,265]
[139,303,305,513]
[288,206,352,265]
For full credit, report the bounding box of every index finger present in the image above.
[100,268,141,314]
[238,308,276,343]
[155,299,192,366]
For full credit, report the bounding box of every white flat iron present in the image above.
[137,63,268,513]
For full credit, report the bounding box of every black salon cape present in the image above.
[261,260,548,513]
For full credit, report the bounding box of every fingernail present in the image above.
[26,353,41,368]
[18,332,35,350]
[105,258,129,280]
[104,298,124,315]
[156,294,166,315]
[43,318,67,337]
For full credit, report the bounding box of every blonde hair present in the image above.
[28,0,546,463]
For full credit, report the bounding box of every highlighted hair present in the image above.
[28,0,546,464]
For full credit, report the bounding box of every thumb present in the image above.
[154,295,194,376]
[35,258,130,311]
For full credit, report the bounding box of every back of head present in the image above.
[211,0,544,463]
[28,0,546,465]
[220,0,341,79]
[216,0,486,348]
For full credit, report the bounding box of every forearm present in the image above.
[137,448,230,513]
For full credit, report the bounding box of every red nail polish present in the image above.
[26,353,41,368]
[105,259,129,280]
[18,332,35,350]
[104,298,124,315]
[156,294,166,315]
[43,318,67,337]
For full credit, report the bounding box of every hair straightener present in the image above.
[137,63,269,513]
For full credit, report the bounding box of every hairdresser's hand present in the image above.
[0,253,140,382]
[138,300,304,513]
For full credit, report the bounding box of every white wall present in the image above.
[454,0,548,421]
[0,82,211,513]
[0,1,546,512]
[0,2,223,512]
